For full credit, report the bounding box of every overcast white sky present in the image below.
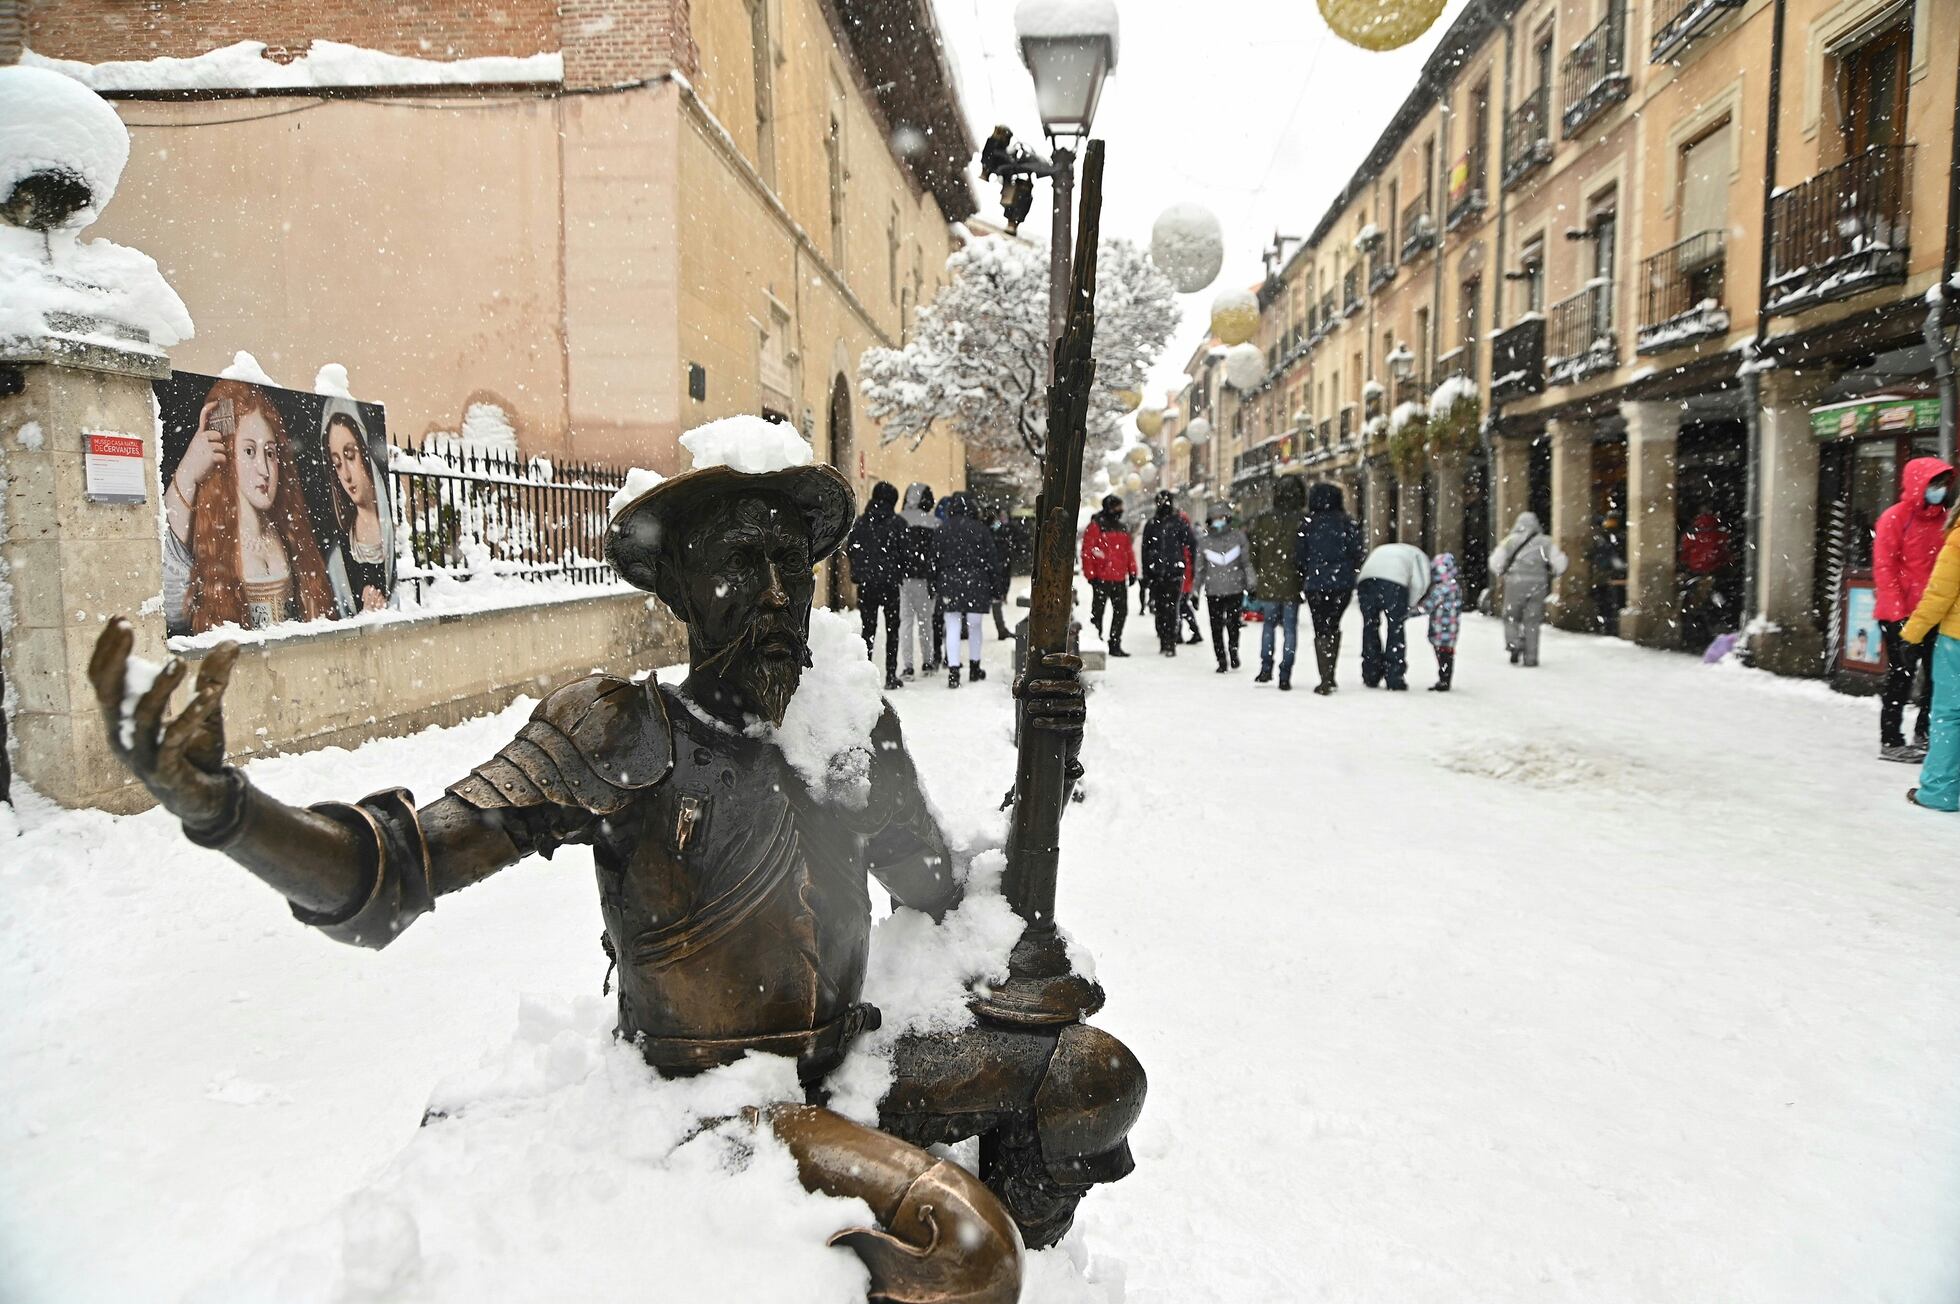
[929,0,1473,398]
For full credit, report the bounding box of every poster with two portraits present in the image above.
[153,371,396,639]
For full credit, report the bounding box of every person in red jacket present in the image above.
[1875,456,1955,761]
[1080,494,1136,657]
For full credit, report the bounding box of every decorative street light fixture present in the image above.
[1008,0,1119,361]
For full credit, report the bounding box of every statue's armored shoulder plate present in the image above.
[448,674,674,816]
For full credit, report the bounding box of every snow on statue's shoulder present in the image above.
[752,609,883,809]
[679,414,815,475]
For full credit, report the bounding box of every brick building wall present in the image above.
[13,0,560,64]
[7,0,699,87]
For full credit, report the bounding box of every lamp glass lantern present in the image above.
[1019,33,1113,138]
[1387,344,1416,380]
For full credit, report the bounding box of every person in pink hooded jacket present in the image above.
[1874,456,1955,762]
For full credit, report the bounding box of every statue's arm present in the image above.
[87,620,605,949]
[862,706,960,920]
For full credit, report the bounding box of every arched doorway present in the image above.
[827,374,854,610]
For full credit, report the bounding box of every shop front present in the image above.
[1813,392,1946,693]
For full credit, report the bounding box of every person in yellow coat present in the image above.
[1903,503,1960,812]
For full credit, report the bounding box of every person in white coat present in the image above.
[1490,511,1568,667]
[1356,541,1429,690]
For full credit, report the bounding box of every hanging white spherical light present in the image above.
[1122,471,1143,494]
[1185,417,1213,447]
[1137,462,1160,487]
[1210,287,1259,346]
[1224,342,1265,390]
[1150,203,1224,294]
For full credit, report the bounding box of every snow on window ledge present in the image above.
[22,41,563,94]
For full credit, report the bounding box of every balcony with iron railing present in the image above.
[1636,229,1729,353]
[1502,86,1553,190]
[1319,291,1339,331]
[1233,440,1280,484]
[1369,246,1398,292]
[1650,0,1744,64]
[1400,199,1437,260]
[1545,282,1618,385]
[1342,267,1363,317]
[1489,316,1545,403]
[1560,0,1630,136]
[1446,167,1488,232]
[1766,146,1912,316]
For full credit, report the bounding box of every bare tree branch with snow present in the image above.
[859,235,1177,486]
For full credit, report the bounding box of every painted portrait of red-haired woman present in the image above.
[161,379,334,635]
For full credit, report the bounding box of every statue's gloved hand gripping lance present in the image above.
[88,144,1141,1304]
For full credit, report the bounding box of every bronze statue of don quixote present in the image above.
[89,143,1138,1302]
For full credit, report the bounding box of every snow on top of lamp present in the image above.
[1014,0,1118,137]
[1223,342,1264,390]
[1210,287,1259,346]
[1150,203,1224,295]
[1014,0,1120,63]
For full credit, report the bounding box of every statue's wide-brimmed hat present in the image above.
[604,418,856,601]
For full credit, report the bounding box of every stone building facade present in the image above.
[1196,0,1956,683]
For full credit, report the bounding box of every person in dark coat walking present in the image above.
[846,480,908,690]
[1293,482,1366,694]
[1139,490,1197,656]
[1080,494,1136,656]
[1246,476,1307,689]
[932,492,1001,688]
[989,509,1016,640]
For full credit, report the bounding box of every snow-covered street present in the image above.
[5,610,1960,1302]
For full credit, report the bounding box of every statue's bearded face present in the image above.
[669,491,815,725]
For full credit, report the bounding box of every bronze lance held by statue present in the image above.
[974,141,1111,1032]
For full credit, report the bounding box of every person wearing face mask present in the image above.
[1193,503,1256,674]
[1873,456,1954,763]
[1139,490,1197,656]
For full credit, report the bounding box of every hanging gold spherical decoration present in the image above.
[1210,288,1259,346]
[1170,434,1192,457]
[1317,0,1447,52]
[1127,444,1153,467]
[1122,471,1144,494]
[1136,406,1165,438]
[1115,388,1142,413]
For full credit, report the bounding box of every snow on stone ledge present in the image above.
[0,65,129,228]
[1014,0,1121,63]
[679,415,815,475]
[22,41,563,93]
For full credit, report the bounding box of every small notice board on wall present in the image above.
[83,433,146,504]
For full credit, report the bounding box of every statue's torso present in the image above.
[592,699,872,1063]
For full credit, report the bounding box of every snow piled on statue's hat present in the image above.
[679,415,814,475]
[606,467,666,522]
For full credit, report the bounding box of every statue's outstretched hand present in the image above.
[89,617,240,826]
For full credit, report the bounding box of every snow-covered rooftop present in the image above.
[22,41,563,93]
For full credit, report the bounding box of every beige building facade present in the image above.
[7,0,975,528]
[1234,0,1956,687]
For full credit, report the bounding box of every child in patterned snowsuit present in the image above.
[1415,552,1464,692]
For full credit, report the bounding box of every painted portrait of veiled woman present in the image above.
[318,398,396,617]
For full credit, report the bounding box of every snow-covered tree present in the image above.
[859,235,1177,484]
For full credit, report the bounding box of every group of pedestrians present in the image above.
[1873,456,1958,813]
[846,481,1013,690]
[1078,484,1553,695]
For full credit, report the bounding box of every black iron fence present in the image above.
[1766,146,1913,314]
[1545,282,1617,382]
[389,441,628,601]
[1400,198,1436,259]
[1650,0,1744,63]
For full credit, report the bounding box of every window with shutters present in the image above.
[1677,118,1731,239]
